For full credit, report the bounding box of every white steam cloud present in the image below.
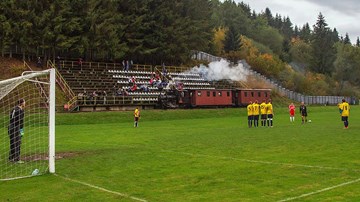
[186,59,249,82]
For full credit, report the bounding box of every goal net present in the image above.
[0,69,55,181]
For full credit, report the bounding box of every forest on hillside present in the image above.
[1,0,359,96]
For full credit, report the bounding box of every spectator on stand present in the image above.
[122,60,126,71]
[126,60,129,71]
[103,91,107,104]
[162,62,167,77]
[129,60,133,70]
[56,56,61,68]
[77,57,83,68]
[113,85,117,96]
[149,77,155,86]
[140,85,149,92]
[37,57,42,68]
[92,91,98,104]
[130,84,137,92]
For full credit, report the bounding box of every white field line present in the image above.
[55,174,147,202]
[67,140,360,173]
[278,177,360,202]
[161,151,360,173]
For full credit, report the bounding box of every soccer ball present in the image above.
[308,120,312,123]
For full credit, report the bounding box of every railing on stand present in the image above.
[23,61,49,109]
[47,60,78,111]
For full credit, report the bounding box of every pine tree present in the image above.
[310,13,336,75]
[343,33,351,45]
[264,8,274,27]
[224,25,240,53]
[281,17,293,40]
[299,23,311,42]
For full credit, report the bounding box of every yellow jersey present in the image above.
[252,103,260,116]
[260,102,267,115]
[134,109,140,117]
[341,102,350,117]
[247,104,253,116]
[266,103,273,115]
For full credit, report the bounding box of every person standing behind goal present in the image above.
[134,107,140,127]
[8,99,25,163]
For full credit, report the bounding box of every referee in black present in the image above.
[8,98,25,163]
[299,101,307,124]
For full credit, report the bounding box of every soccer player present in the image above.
[8,99,25,163]
[288,103,296,122]
[260,100,267,127]
[338,102,343,121]
[247,101,254,128]
[266,99,273,127]
[340,99,350,129]
[252,100,260,127]
[299,102,307,124]
[134,107,140,127]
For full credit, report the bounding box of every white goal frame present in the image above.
[0,68,55,180]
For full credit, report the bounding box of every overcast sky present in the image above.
[236,0,360,43]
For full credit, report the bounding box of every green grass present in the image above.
[1,106,360,201]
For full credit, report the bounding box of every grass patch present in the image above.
[1,106,360,201]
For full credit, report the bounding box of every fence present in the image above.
[192,51,350,105]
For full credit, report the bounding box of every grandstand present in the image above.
[55,60,218,111]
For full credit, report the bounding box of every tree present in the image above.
[281,16,293,40]
[299,23,311,42]
[0,1,12,56]
[343,33,351,45]
[290,38,313,66]
[310,13,336,75]
[224,25,240,53]
[333,42,359,94]
[263,7,274,27]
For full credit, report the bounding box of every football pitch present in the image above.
[1,106,360,201]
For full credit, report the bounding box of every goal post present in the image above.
[0,68,55,181]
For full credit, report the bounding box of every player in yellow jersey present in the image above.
[337,102,343,121]
[252,100,260,127]
[340,99,350,129]
[266,99,273,127]
[134,107,140,127]
[260,100,267,127]
[247,101,254,128]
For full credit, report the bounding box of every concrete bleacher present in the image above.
[57,60,215,110]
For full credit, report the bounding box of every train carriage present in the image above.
[235,89,271,106]
[163,88,271,108]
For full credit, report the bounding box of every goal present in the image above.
[0,69,55,181]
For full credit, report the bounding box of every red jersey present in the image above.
[289,105,295,116]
